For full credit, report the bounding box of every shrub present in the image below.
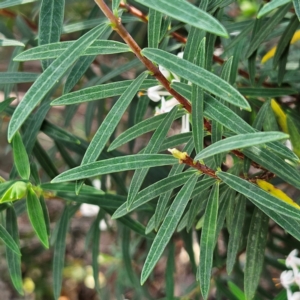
[0,0,300,299]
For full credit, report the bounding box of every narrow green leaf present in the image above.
[112,170,195,219]
[26,187,49,248]
[226,194,246,274]
[8,23,108,142]
[0,72,39,84]
[199,183,219,300]
[294,0,300,20]
[112,0,122,12]
[154,138,195,230]
[108,110,185,151]
[53,206,70,300]
[0,97,15,113]
[228,281,246,300]
[273,15,299,68]
[81,72,148,165]
[148,9,163,48]
[140,174,198,285]
[141,48,250,110]
[0,223,21,255]
[195,132,289,160]
[127,105,179,210]
[39,195,50,237]
[246,4,291,57]
[15,40,130,61]
[216,171,300,221]
[166,243,175,299]
[192,38,206,154]
[238,87,297,97]
[135,0,228,37]
[51,154,178,183]
[51,79,156,106]
[257,0,291,18]
[6,206,23,295]
[287,114,300,158]
[12,132,30,180]
[0,0,37,8]
[0,39,25,47]
[244,208,269,300]
[39,0,65,69]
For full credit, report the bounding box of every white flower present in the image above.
[147,85,171,102]
[292,292,300,300]
[286,250,300,275]
[280,270,295,289]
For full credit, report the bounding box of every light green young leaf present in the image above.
[140,174,198,285]
[135,0,228,37]
[257,0,291,18]
[195,132,289,160]
[0,224,21,255]
[0,181,28,203]
[127,105,179,210]
[51,154,178,183]
[294,0,300,20]
[0,0,37,8]
[14,40,130,61]
[26,187,49,248]
[199,183,219,300]
[141,48,250,110]
[0,39,25,47]
[0,72,39,84]
[12,132,30,180]
[216,171,300,221]
[244,208,269,300]
[53,206,70,300]
[39,0,65,69]
[7,23,108,142]
[6,206,23,295]
[81,72,147,165]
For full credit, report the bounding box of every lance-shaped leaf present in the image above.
[257,0,291,18]
[39,0,65,69]
[127,106,179,210]
[7,23,108,142]
[51,79,156,106]
[0,39,25,47]
[148,9,162,48]
[195,132,289,160]
[0,224,21,255]
[141,48,250,110]
[199,183,219,300]
[53,206,70,300]
[244,208,269,300]
[26,187,49,248]
[0,0,37,8]
[81,72,147,165]
[12,132,30,180]
[216,171,300,221]
[238,87,297,97]
[51,154,178,183]
[112,170,196,219]
[140,174,198,285]
[108,110,185,151]
[0,72,39,84]
[14,40,131,61]
[135,0,228,37]
[226,194,246,275]
[294,0,300,21]
[6,206,23,295]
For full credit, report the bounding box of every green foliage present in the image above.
[1,0,300,299]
